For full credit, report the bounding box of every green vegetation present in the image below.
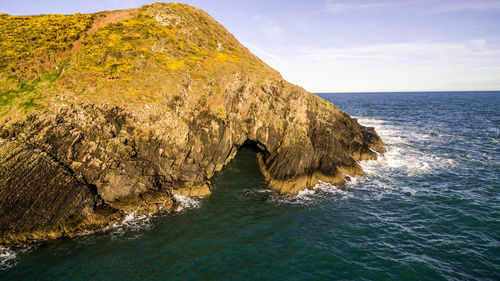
[0,66,63,115]
[0,13,93,80]
[0,12,92,118]
[0,3,281,119]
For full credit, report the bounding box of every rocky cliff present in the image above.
[0,3,384,245]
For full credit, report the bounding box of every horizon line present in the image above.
[314,90,500,94]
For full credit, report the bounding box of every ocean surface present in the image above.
[1,91,499,280]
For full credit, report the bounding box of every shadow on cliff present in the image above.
[240,139,268,155]
[209,142,268,195]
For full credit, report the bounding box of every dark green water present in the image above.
[1,92,499,280]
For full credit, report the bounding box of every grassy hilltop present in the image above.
[0,3,278,120]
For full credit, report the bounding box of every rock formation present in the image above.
[0,3,384,245]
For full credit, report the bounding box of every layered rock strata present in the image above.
[0,3,384,245]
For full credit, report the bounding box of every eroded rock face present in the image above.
[0,77,383,201]
[0,140,98,232]
[0,140,123,245]
[0,3,384,245]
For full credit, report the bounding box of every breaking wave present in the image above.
[356,117,457,177]
[172,194,203,211]
[0,248,17,270]
[110,211,156,239]
[0,246,35,271]
[269,115,458,205]
[109,194,204,238]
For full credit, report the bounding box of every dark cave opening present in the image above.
[239,139,268,155]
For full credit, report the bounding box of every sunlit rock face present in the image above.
[0,3,384,245]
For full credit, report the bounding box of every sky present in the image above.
[2,0,500,92]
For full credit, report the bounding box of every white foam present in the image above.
[0,245,35,271]
[352,116,463,197]
[110,211,154,238]
[110,195,203,236]
[272,115,457,204]
[297,188,316,197]
[356,116,458,177]
[268,181,356,205]
[0,248,17,270]
[172,194,202,211]
[356,116,433,144]
[345,175,360,186]
[314,181,349,196]
[267,187,316,206]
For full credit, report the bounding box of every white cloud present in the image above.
[251,14,283,39]
[465,39,486,51]
[248,40,500,92]
[324,1,403,12]
[263,25,283,39]
[238,39,500,92]
[425,0,500,14]
[324,0,500,14]
[299,41,500,63]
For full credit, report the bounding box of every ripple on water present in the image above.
[0,196,205,268]
[3,92,499,280]
[109,194,204,239]
[267,116,452,206]
[357,117,458,175]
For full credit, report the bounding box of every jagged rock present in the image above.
[0,3,384,245]
[0,139,122,245]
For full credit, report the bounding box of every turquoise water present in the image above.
[1,91,499,280]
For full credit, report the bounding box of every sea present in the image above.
[1,91,499,280]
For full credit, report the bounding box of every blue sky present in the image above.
[2,0,500,92]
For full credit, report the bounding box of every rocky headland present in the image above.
[0,3,384,245]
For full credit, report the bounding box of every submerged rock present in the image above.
[0,3,384,245]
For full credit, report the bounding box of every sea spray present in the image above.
[267,115,456,205]
[3,92,498,280]
[172,194,203,211]
[110,211,155,239]
[0,248,16,270]
[356,116,458,176]
[0,245,35,271]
